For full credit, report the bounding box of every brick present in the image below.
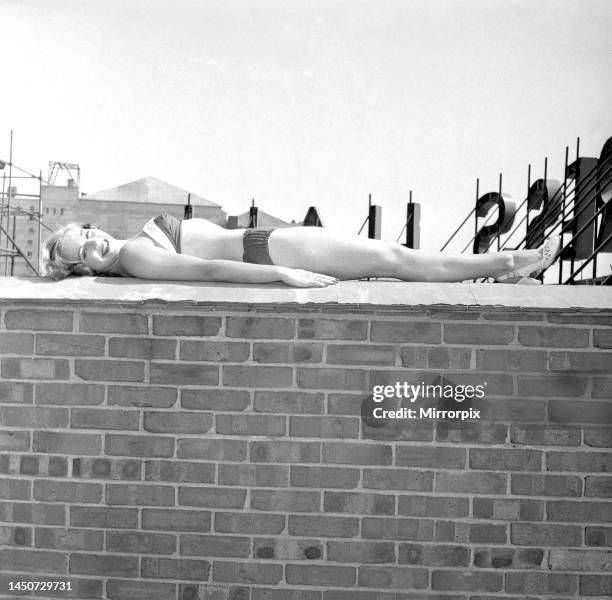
[398,544,469,567]
[434,521,469,543]
[593,377,612,399]
[328,393,368,416]
[0,430,30,451]
[435,472,506,495]
[548,312,610,325]
[510,424,581,446]
[75,359,144,382]
[585,476,612,497]
[0,548,67,573]
[547,451,611,472]
[328,540,395,563]
[436,422,508,445]
[253,537,323,561]
[549,399,612,424]
[322,442,392,465]
[35,527,103,551]
[3,406,67,429]
[182,388,250,411]
[213,560,283,584]
[518,374,588,397]
[181,534,250,557]
[468,523,507,544]
[36,333,106,356]
[34,480,101,504]
[105,434,174,458]
[482,311,543,321]
[475,349,547,371]
[216,414,286,436]
[518,325,589,347]
[226,316,295,339]
[108,385,177,408]
[215,512,285,534]
[299,318,367,340]
[254,391,323,414]
[0,524,31,546]
[219,464,288,487]
[585,526,612,546]
[324,592,394,600]
[1,501,65,525]
[0,381,33,403]
[251,441,319,463]
[547,500,612,522]
[80,311,147,333]
[179,438,246,461]
[5,309,72,331]
[106,484,174,506]
[473,546,544,569]
[141,556,210,580]
[363,469,432,492]
[396,446,465,469]
[358,566,428,589]
[326,344,395,365]
[33,431,101,456]
[181,340,249,361]
[286,564,355,587]
[444,324,513,345]
[253,342,323,363]
[580,575,612,596]
[398,495,469,518]
[178,584,250,600]
[401,346,471,369]
[362,517,433,541]
[153,314,222,336]
[150,362,218,385]
[549,351,612,372]
[511,473,582,496]
[144,411,213,434]
[511,523,581,546]
[106,530,176,554]
[469,449,542,471]
[2,357,69,379]
[142,509,211,532]
[432,570,502,592]
[106,579,175,599]
[593,328,612,348]
[585,427,612,447]
[223,365,292,387]
[70,506,138,529]
[251,489,320,512]
[35,382,103,405]
[71,408,139,430]
[73,458,140,480]
[0,331,34,354]
[291,466,358,489]
[291,416,359,439]
[289,515,358,538]
[69,553,138,577]
[548,548,612,571]
[109,337,176,359]
[179,486,246,509]
[505,572,577,594]
[145,460,215,483]
[324,491,394,515]
[298,367,368,390]
[256,589,321,600]
[370,321,440,344]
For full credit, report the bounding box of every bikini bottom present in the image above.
[242,228,275,265]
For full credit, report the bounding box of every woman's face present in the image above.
[59,226,120,272]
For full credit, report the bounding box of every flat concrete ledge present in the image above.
[1,277,611,311]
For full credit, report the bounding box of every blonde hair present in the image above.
[41,223,98,280]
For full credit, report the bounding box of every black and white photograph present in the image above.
[1,1,611,599]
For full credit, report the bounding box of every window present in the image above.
[28,228,34,234]
[53,208,57,215]
[27,251,32,257]
[45,208,49,215]
[60,208,64,215]
[27,239,33,245]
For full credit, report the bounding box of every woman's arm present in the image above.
[119,240,336,287]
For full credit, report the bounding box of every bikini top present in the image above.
[142,214,182,253]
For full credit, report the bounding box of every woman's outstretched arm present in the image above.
[119,240,336,287]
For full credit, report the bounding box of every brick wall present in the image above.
[0,287,611,599]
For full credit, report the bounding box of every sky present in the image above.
[1,0,611,251]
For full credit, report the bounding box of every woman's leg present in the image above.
[268,227,542,282]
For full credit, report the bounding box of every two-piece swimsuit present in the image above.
[141,214,275,265]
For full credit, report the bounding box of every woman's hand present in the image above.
[278,267,338,288]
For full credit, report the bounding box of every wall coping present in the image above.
[0,276,611,311]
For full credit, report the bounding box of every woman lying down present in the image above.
[42,214,560,287]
